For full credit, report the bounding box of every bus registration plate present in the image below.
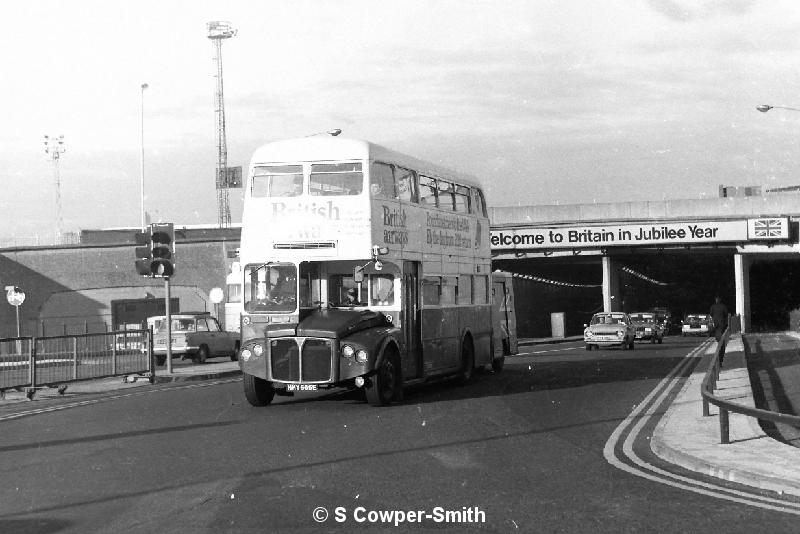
[286,384,318,391]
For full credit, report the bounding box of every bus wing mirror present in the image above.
[354,266,365,283]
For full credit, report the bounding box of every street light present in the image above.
[140,83,149,231]
[756,104,800,113]
[304,129,342,137]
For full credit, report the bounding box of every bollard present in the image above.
[719,408,730,444]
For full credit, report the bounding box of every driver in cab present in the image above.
[343,287,361,305]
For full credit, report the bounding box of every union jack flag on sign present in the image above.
[748,218,788,239]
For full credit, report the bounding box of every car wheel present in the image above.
[230,342,240,362]
[243,373,275,406]
[155,354,166,366]
[585,345,592,351]
[196,345,209,364]
[650,337,656,344]
[365,350,401,406]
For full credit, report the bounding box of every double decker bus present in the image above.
[237,135,517,406]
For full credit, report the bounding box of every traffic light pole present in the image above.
[165,277,173,373]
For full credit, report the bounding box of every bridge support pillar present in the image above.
[734,253,751,333]
[602,256,622,312]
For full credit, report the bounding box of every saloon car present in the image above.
[629,312,664,344]
[681,314,713,337]
[583,312,636,351]
[151,312,239,365]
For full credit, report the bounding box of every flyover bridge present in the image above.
[488,194,800,334]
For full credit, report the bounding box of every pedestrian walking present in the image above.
[709,295,729,342]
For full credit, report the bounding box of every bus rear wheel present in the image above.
[243,373,275,406]
[456,338,475,385]
[366,351,400,407]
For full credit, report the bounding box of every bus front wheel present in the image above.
[243,373,275,406]
[491,355,505,373]
[366,351,400,407]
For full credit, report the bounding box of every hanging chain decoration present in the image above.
[622,266,671,286]
[508,272,601,288]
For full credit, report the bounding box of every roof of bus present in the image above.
[248,136,484,189]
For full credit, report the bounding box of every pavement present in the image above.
[3,333,800,499]
[652,333,800,497]
[0,356,243,404]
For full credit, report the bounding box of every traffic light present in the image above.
[134,230,152,276]
[150,223,175,277]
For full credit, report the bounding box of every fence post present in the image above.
[72,336,78,381]
[702,396,710,417]
[112,333,117,376]
[719,408,730,444]
[29,337,37,390]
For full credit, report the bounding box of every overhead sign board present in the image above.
[490,218,789,251]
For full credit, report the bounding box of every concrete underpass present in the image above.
[489,195,800,338]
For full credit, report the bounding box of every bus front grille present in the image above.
[270,338,333,382]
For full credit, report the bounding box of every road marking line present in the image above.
[604,340,800,514]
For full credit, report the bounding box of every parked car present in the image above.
[629,312,664,344]
[583,312,636,351]
[681,314,712,337]
[150,312,239,365]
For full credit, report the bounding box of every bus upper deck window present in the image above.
[310,162,363,196]
[395,167,417,202]
[438,181,455,211]
[419,176,437,206]
[251,165,304,197]
[454,185,470,213]
[369,162,395,198]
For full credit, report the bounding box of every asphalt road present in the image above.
[0,336,798,533]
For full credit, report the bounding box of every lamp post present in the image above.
[140,83,149,231]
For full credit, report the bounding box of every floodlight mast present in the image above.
[44,134,66,244]
[208,21,237,227]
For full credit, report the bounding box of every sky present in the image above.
[3,0,800,244]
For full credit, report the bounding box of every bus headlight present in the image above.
[242,316,251,325]
[253,344,264,356]
[240,349,252,362]
[342,345,355,358]
[355,349,368,363]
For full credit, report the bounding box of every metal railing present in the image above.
[700,315,800,443]
[0,329,153,397]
